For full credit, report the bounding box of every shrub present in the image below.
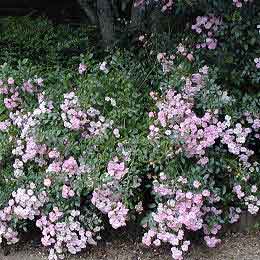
[0,4,259,259]
[0,16,91,67]
[0,54,152,258]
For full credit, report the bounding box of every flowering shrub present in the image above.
[0,56,151,259]
[143,64,260,259]
[0,2,259,259]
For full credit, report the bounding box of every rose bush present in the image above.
[0,0,259,258]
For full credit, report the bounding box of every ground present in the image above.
[1,232,259,260]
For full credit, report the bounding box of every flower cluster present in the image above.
[61,92,112,138]
[142,175,223,260]
[176,44,194,61]
[0,80,53,178]
[149,69,222,164]
[156,46,194,74]
[0,184,48,244]
[148,67,260,168]
[233,176,260,215]
[254,58,260,69]
[0,119,11,132]
[232,0,253,8]
[107,159,128,180]
[0,81,21,110]
[78,63,87,74]
[91,159,129,229]
[220,121,254,168]
[192,15,222,50]
[228,207,241,223]
[161,0,174,12]
[144,55,260,258]
[36,208,100,260]
[91,183,129,229]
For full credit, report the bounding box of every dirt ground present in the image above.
[0,232,259,260]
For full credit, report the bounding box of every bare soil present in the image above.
[0,231,259,260]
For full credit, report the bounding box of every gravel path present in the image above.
[0,232,259,260]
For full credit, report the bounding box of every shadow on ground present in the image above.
[0,232,259,260]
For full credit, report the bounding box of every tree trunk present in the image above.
[129,2,144,32]
[149,6,164,33]
[77,0,98,25]
[96,0,116,47]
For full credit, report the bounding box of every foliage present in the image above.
[0,16,91,67]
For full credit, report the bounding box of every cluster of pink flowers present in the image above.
[146,62,259,259]
[11,136,47,178]
[22,80,39,93]
[148,68,259,167]
[0,74,109,259]
[107,159,128,180]
[10,93,53,138]
[78,63,87,74]
[0,46,259,260]
[245,113,260,139]
[228,207,242,223]
[232,0,253,8]
[91,184,129,229]
[60,92,112,138]
[161,0,174,12]
[62,156,79,176]
[6,92,53,178]
[254,58,260,69]
[36,208,99,260]
[233,185,245,199]
[135,201,144,214]
[3,90,21,110]
[220,122,254,168]
[62,185,75,199]
[0,80,21,110]
[91,159,129,229]
[46,161,62,174]
[233,181,260,215]
[204,236,221,248]
[46,153,89,181]
[0,78,44,111]
[192,15,222,50]
[143,176,223,259]
[176,44,194,61]
[156,47,194,74]
[149,69,222,164]
[0,183,48,244]
[0,119,11,132]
